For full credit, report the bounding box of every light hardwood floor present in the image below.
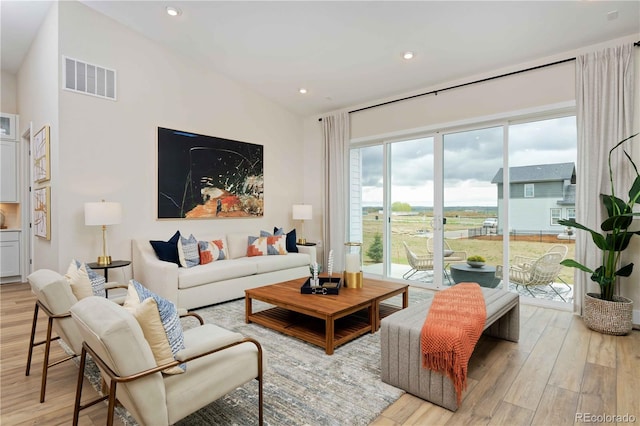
[1,281,638,425]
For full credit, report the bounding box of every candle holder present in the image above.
[343,242,363,288]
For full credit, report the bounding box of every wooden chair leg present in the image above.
[72,348,87,426]
[25,302,39,377]
[40,315,55,403]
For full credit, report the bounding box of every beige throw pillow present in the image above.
[123,284,184,374]
[65,260,93,300]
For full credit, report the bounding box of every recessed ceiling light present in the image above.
[166,6,181,17]
[299,88,308,94]
[403,51,414,60]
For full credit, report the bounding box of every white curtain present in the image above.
[574,43,635,315]
[321,112,350,270]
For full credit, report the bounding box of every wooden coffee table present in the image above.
[245,277,408,354]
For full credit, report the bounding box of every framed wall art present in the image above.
[33,125,50,183]
[34,186,51,240]
[157,127,264,219]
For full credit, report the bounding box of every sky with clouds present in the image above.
[360,116,577,207]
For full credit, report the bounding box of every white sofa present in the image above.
[132,232,314,310]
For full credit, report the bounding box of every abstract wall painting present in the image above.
[33,125,50,183]
[157,127,264,219]
[34,187,51,240]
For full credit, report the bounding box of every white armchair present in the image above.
[25,269,126,403]
[70,296,264,425]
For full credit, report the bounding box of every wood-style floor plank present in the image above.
[1,282,637,426]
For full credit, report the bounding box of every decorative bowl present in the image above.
[467,261,485,268]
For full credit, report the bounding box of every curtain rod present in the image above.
[319,40,640,122]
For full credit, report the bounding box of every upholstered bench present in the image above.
[380,287,519,411]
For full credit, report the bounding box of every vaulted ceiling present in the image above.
[2,1,639,116]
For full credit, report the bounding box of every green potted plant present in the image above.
[558,133,639,335]
[467,255,486,268]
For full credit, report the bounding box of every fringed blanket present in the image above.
[421,282,486,405]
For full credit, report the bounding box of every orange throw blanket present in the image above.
[421,282,486,405]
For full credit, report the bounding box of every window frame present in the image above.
[524,183,534,198]
[550,208,562,225]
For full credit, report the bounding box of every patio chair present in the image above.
[402,241,435,279]
[495,252,567,301]
[426,237,467,264]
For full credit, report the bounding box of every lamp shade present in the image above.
[84,201,122,226]
[292,204,312,220]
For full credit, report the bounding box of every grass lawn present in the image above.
[360,212,575,284]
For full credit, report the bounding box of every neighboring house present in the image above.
[491,162,576,234]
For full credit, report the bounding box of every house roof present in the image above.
[491,162,575,184]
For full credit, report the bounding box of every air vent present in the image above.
[63,56,116,100]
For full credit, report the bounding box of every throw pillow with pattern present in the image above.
[198,239,226,264]
[177,234,200,268]
[123,279,186,374]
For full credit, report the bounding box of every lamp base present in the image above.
[297,238,307,244]
[97,255,112,266]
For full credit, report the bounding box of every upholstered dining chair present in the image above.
[25,269,129,403]
[70,296,264,426]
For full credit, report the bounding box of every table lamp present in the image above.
[84,200,122,265]
[292,204,312,244]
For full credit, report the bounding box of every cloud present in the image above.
[358,116,577,206]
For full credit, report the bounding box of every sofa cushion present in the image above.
[150,231,181,265]
[177,259,258,289]
[226,232,250,259]
[178,234,200,268]
[250,253,310,274]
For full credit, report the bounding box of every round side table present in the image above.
[450,263,499,288]
[86,260,131,282]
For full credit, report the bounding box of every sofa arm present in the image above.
[131,239,179,305]
[296,244,317,265]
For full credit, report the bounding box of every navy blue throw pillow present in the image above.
[150,230,181,265]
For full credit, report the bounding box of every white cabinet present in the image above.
[0,231,21,278]
[0,141,18,202]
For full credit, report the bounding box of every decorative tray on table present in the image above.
[300,276,343,295]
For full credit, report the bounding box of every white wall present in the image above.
[1,71,17,113]
[17,2,60,272]
[19,1,305,275]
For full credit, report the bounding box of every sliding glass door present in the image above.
[389,137,434,283]
[351,111,576,306]
[442,126,504,288]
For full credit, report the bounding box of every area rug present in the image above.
[79,286,435,426]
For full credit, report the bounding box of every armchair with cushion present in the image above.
[25,268,126,403]
[70,296,264,426]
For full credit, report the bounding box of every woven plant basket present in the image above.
[583,293,633,335]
